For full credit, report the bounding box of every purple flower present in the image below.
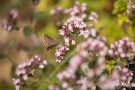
[2,9,18,31]
[108,37,135,59]
[13,55,47,90]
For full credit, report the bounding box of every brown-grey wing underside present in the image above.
[43,34,59,50]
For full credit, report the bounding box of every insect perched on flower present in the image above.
[43,34,59,51]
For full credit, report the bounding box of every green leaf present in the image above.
[106,60,116,65]
[34,46,43,54]
[33,69,43,78]
[113,0,127,14]
[106,60,117,73]
[34,12,44,21]
[26,77,39,88]
[23,26,33,37]
[117,14,129,25]
[6,39,16,50]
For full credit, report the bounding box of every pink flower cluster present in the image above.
[77,38,108,56]
[57,55,83,80]
[59,17,86,46]
[79,57,106,90]
[126,0,135,20]
[55,45,69,63]
[67,1,87,19]
[117,65,135,89]
[52,56,106,90]
[50,7,65,15]
[53,1,100,62]
[55,17,88,62]
[50,1,87,20]
[3,9,18,31]
[99,67,120,90]
[128,54,135,64]
[108,37,135,59]
[13,55,47,90]
[52,35,135,89]
[50,1,87,28]
[89,11,98,23]
[50,6,66,27]
[99,65,135,90]
[52,37,108,89]
[55,15,100,62]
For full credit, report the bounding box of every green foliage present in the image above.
[38,23,58,37]
[6,39,16,50]
[113,0,129,28]
[34,12,45,22]
[26,77,39,88]
[113,0,127,14]
[23,26,33,37]
[34,46,43,54]
[106,60,117,73]
[117,14,129,25]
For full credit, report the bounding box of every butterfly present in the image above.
[43,34,59,51]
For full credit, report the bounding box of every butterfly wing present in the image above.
[43,34,59,50]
